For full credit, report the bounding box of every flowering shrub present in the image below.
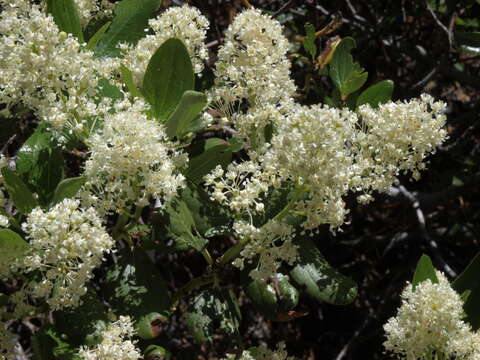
[0,0,478,359]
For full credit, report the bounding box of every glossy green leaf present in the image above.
[185,288,241,344]
[143,38,195,121]
[245,279,278,318]
[47,0,84,42]
[51,176,86,206]
[32,326,78,360]
[329,37,368,99]
[16,123,65,204]
[290,237,357,305]
[165,91,207,138]
[453,252,480,329]
[277,274,300,313]
[185,138,232,184]
[86,21,111,51]
[120,64,142,98]
[302,23,317,59]
[1,167,38,214]
[136,312,168,340]
[95,0,161,57]
[412,254,439,290]
[356,80,394,108]
[102,249,171,320]
[0,229,28,263]
[144,345,172,360]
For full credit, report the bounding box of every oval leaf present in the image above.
[290,237,357,305]
[0,229,28,261]
[51,176,86,205]
[412,254,438,290]
[165,90,207,139]
[356,80,394,108]
[1,167,38,214]
[453,252,480,330]
[143,38,195,121]
[95,0,161,57]
[46,0,84,43]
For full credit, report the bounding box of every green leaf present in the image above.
[102,249,171,319]
[95,0,161,57]
[356,80,394,108]
[16,123,65,204]
[0,229,28,264]
[453,253,480,329]
[143,38,195,121]
[86,21,111,51]
[245,278,278,318]
[290,237,357,305]
[412,254,439,290]
[329,37,368,99]
[120,64,142,98]
[1,167,38,214]
[161,197,207,251]
[51,176,86,205]
[185,288,241,344]
[97,78,124,103]
[144,345,172,360]
[46,0,84,43]
[165,91,207,139]
[53,289,109,347]
[185,138,232,184]
[302,23,317,59]
[136,312,168,340]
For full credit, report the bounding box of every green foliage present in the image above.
[165,91,207,139]
[290,237,357,305]
[356,80,394,108]
[120,64,142,98]
[32,326,80,360]
[16,123,65,205]
[102,249,171,320]
[95,0,161,57]
[412,254,439,290]
[1,167,38,214]
[302,23,317,59]
[329,37,368,100]
[86,21,111,51]
[185,288,241,344]
[51,176,86,206]
[453,253,480,329]
[143,38,195,121]
[455,30,480,54]
[0,229,28,260]
[46,0,84,43]
[185,138,233,184]
[144,345,172,360]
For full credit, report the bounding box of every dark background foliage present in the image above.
[163,0,480,358]
[2,0,479,359]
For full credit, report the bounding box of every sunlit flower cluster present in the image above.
[233,220,297,280]
[82,99,186,215]
[384,271,480,360]
[75,0,115,26]
[0,0,115,131]
[21,199,114,310]
[224,342,296,360]
[211,8,295,138]
[353,94,448,193]
[79,316,141,360]
[121,4,209,87]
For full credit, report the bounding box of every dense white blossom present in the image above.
[82,99,186,215]
[21,199,114,310]
[384,271,480,360]
[75,0,115,26]
[232,220,297,281]
[0,0,115,131]
[121,4,209,87]
[224,342,295,360]
[79,316,141,360]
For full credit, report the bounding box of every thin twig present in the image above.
[272,0,293,18]
[425,2,453,49]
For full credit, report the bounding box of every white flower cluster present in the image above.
[384,271,480,360]
[0,0,114,131]
[211,8,296,139]
[0,156,9,228]
[79,316,141,360]
[75,0,115,26]
[21,199,114,310]
[82,99,186,215]
[224,342,296,360]
[353,94,448,193]
[232,220,297,280]
[121,4,209,87]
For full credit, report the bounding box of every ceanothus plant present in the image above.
[0,0,479,359]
